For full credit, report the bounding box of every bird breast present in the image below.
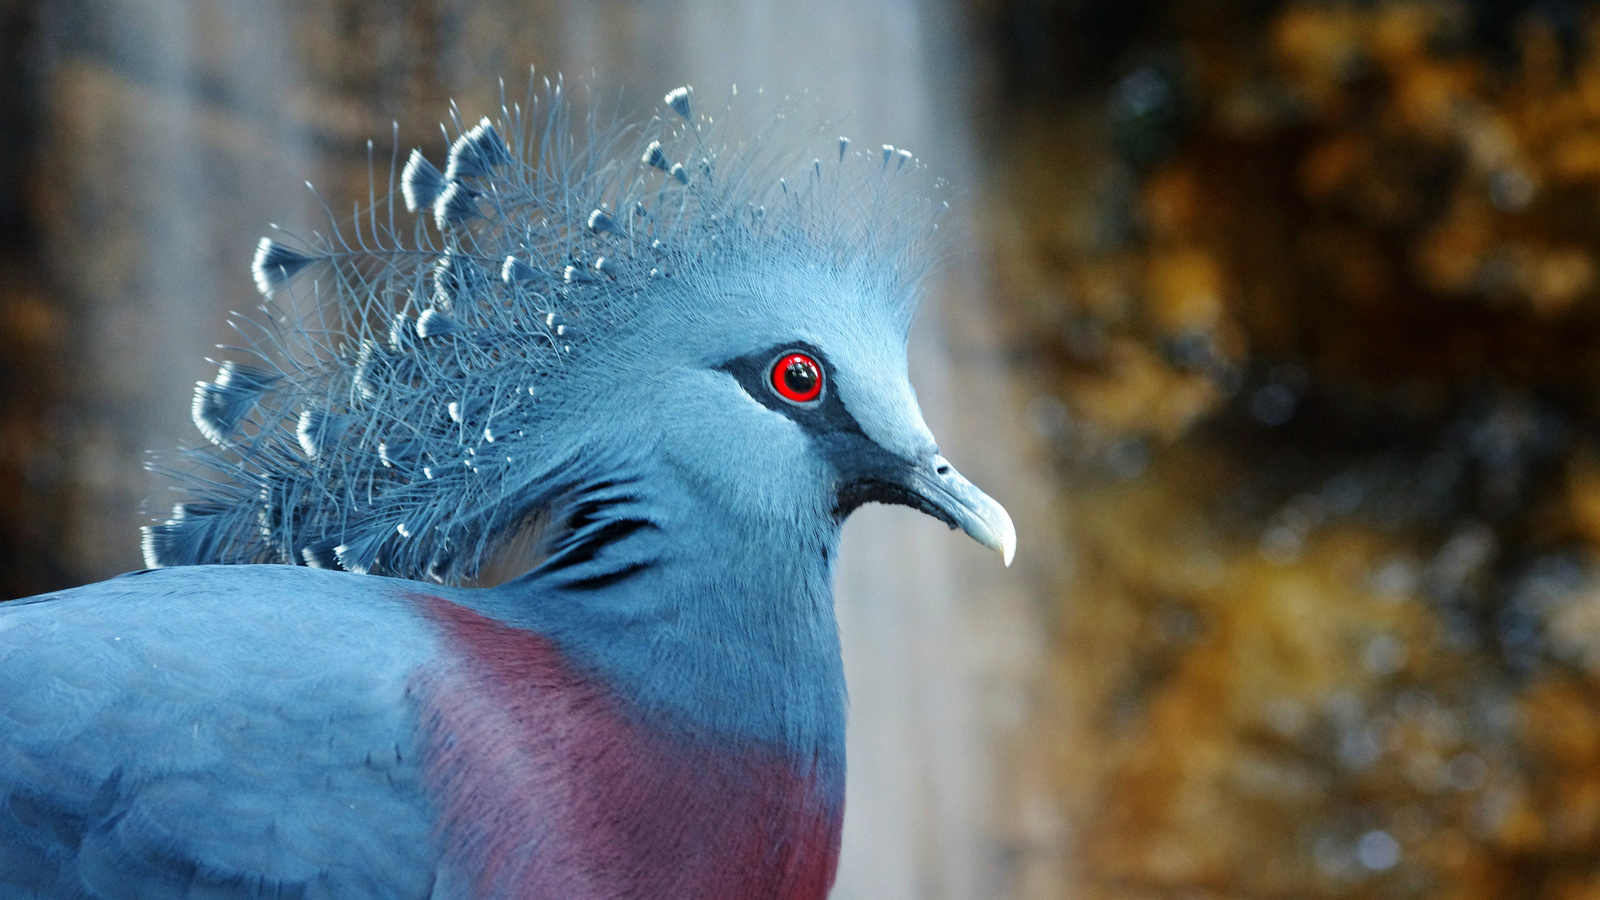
[412,593,844,899]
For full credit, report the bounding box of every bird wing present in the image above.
[0,566,449,899]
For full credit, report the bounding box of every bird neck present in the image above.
[471,474,848,780]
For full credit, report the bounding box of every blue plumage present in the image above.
[1,78,1015,897]
[0,567,444,897]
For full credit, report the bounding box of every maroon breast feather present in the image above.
[412,593,842,900]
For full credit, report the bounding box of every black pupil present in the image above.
[783,359,818,396]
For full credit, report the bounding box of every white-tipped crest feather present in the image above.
[144,77,948,583]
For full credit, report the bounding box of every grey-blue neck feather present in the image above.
[461,447,849,761]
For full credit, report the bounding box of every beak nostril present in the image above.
[910,454,1016,566]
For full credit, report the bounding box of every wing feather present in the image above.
[0,567,447,899]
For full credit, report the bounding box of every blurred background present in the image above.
[8,0,1600,897]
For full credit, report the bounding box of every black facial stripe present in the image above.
[835,476,959,527]
[718,342,862,436]
[720,342,921,520]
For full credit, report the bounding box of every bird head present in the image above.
[628,259,1014,566]
[144,80,1013,583]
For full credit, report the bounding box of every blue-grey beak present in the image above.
[904,455,1016,566]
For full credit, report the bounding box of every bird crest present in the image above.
[143,76,948,584]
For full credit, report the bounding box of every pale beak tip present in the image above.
[915,455,1017,568]
[969,492,1017,567]
[998,507,1017,567]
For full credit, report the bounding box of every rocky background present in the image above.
[9,0,1600,898]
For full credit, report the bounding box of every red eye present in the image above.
[771,352,823,404]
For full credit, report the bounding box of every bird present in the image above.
[0,78,1014,899]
